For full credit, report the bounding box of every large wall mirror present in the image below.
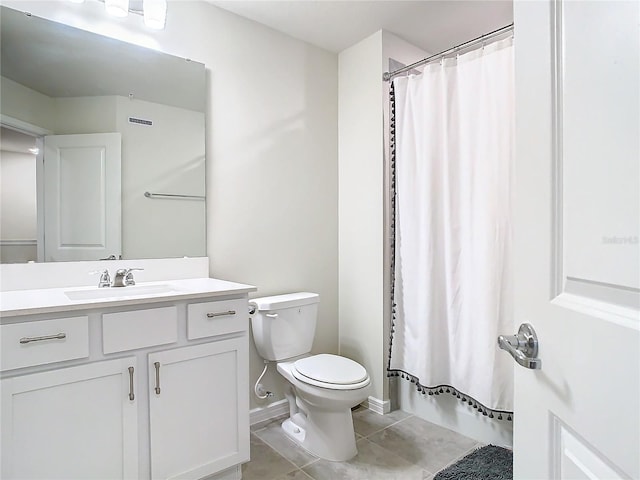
[0,6,206,263]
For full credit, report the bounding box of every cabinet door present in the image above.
[149,338,249,480]
[1,357,139,479]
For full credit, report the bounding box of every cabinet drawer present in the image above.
[103,306,177,354]
[187,299,247,340]
[1,316,89,371]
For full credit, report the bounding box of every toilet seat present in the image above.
[292,354,370,390]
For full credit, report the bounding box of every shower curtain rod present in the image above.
[383,23,514,81]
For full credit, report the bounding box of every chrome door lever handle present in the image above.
[498,323,542,370]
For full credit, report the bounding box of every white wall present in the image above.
[338,31,386,405]
[1,77,56,130]
[338,30,426,408]
[0,155,37,242]
[54,96,117,133]
[0,129,38,263]
[115,96,206,259]
[3,0,339,411]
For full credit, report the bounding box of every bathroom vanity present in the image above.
[0,269,255,480]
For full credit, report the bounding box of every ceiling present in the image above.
[207,1,514,54]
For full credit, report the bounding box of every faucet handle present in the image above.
[115,268,144,286]
[89,269,111,288]
[124,268,143,286]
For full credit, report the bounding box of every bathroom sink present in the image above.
[64,284,178,301]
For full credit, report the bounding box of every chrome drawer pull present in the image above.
[128,366,135,401]
[154,362,161,395]
[19,333,67,344]
[206,310,236,318]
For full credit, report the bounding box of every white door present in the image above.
[512,1,639,478]
[43,133,121,261]
[0,358,139,479]
[149,339,249,480]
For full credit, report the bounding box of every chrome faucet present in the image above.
[112,268,144,287]
[91,269,112,288]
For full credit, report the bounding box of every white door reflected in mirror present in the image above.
[43,133,121,262]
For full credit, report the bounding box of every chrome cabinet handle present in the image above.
[154,362,161,395]
[265,313,278,318]
[498,323,542,370]
[20,333,66,344]
[128,366,135,401]
[206,310,236,318]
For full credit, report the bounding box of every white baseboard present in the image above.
[363,396,391,415]
[249,399,289,427]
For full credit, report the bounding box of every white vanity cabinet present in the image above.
[0,287,252,480]
[149,338,248,479]
[1,357,139,479]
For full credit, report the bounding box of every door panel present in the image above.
[560,0,640,296]
[43,133,121,261]
[513,1,639,478]
[552,418,627,479]
[0,358,138,479]
[149,339,249,480]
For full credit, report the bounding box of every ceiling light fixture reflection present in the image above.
[28,147,40,155]
[69,0,167,29]
[105,0,129,18]
[143,0,167,29]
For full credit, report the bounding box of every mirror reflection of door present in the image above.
[43,133,122,262]
[0,126,38,263]
[0,128,122,263]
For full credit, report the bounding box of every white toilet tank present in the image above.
[250,292,319,361]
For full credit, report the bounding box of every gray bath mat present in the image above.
[434,445,512,480]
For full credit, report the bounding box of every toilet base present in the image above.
[281,408,358,462]
[282,417,306,444]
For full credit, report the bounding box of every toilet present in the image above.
[250,292,370,462]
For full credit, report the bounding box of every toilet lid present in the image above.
[293,354,368,385]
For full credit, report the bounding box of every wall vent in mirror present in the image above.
[129,117,153,126]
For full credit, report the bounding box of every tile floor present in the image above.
[243,407,483,480]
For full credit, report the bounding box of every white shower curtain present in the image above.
[388,38,514,414]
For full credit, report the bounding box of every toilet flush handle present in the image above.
[266,313,278,318]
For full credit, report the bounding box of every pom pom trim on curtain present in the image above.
[386,53,515,420]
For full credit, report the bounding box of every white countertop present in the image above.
[0,278,257,318]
